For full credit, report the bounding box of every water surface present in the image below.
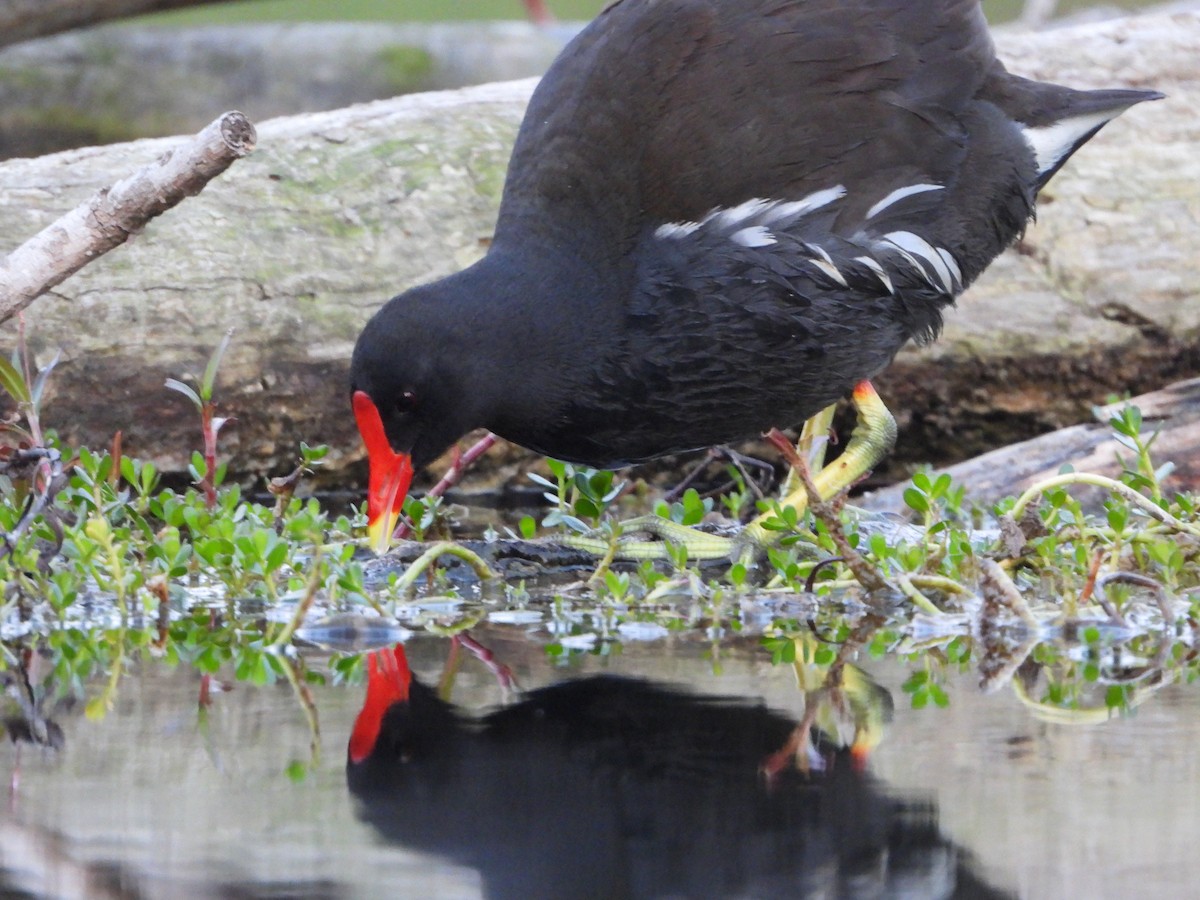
[3,623,1196,898]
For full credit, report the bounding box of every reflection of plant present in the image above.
[0,331,379,755]
[1010,627,1183,722]
[760,621,894,769]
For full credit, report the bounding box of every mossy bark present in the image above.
[0,11,1195,491]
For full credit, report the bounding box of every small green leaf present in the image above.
[559,514,589,534]
[0,355,31,404]
[729,563,746,588]
[902,671,929,693]
[903,487,929,514]
[761,636,795,665]
[165,378,202,408]
[201,328,235,401]
[932,473,952,498]
[1105,684,1130,710]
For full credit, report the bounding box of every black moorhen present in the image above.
[350,0,1160,552]
[346,644,1011,899]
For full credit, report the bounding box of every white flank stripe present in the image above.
[710,198,771,229]
[655,221,700,239]
[655,184,846,244]
[731,226,776,247]
[808,257,847,287]
[1021,110,1120,176]
[807,242,835,267]
[882,231,956,294]
[760,184,847,225]
[854,255,894,294]
[866,183,944,219]
[936,247,962,289]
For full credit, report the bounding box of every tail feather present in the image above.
[1025,102,1153,188]
[984,70,1164,188]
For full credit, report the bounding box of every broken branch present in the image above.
[0,110,256,323]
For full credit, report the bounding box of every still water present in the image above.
[2,621,1196,899]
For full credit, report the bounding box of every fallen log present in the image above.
[0,0,254,48]
[862,377,1200,514]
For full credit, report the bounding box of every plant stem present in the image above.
[1011,473,1200,540]
[268,547,323,651]
[201,402,218,510]
[392,542,497,594]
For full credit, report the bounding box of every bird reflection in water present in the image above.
[346,637,1011,899]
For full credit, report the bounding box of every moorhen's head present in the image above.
[348,644,462,763]
[350,287,483,553]
[348,644,414,767]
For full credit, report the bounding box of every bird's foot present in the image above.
[557,382,896,566]
[558,515,739,562]
[742,381,896,547]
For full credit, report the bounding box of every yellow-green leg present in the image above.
[781,402,837,497]
[742,381,896,547]
[560,380,897,562]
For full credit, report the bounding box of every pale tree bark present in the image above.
[0,0,261,48]
[864,377,1200,512]
[0,111,256,323]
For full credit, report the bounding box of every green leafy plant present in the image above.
[165,329,234,509]
[655,487,712,526]
[529,459,624,533]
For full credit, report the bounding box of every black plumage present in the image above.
[347,648,1010,899]
[350,0,1158,477]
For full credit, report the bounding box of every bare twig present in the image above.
[395,432,498,540]
[663,446,774,504]
[773,435,893,596]
[1095,571,1174,630]
[0,110,257,323]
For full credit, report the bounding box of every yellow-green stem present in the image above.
[269,547,323,651]
[278,653,321,768]
[1011,473,1200,540]
[393,542,497,594]
[896,573,949,615]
